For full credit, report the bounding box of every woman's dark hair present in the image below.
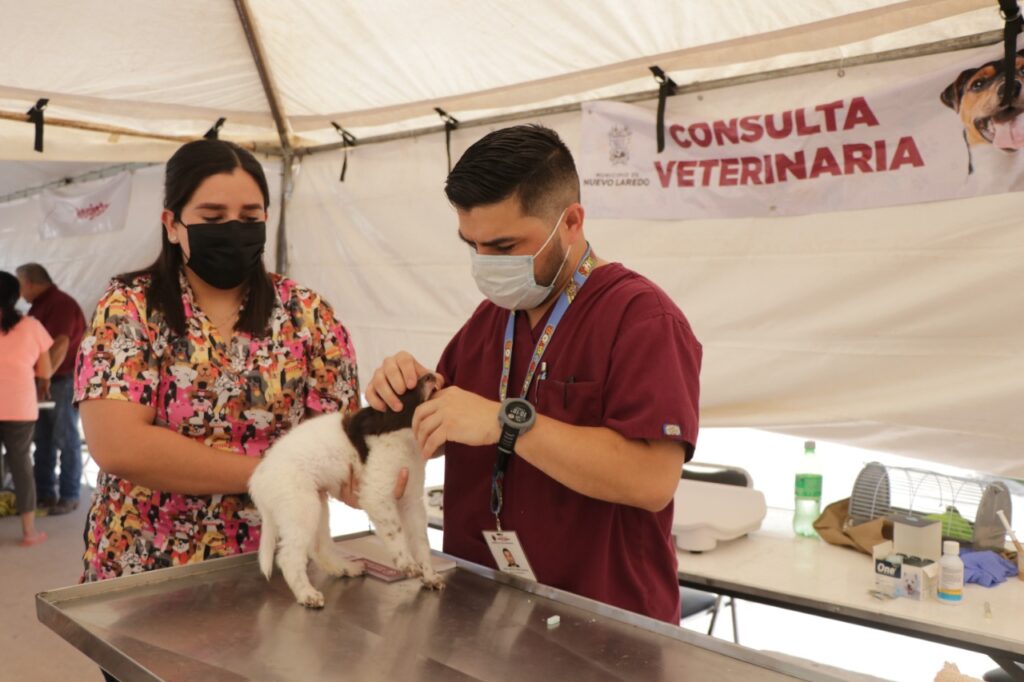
[0,271,24,334]
[120,139,274,336]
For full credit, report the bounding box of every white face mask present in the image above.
[470,209,570,310]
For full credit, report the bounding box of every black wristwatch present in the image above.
[496,398,536,462]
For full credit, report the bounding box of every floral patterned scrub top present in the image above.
[74,271,358,581]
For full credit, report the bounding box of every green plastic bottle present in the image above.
[793,440,822,537]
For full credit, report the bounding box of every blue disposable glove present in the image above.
[961,550,1019,587]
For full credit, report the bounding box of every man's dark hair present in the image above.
[16,263,53,286]
[120,139,275,336]
[444,125,579,219]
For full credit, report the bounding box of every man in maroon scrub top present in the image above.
[366,125,701,624]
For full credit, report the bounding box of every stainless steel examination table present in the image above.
[37,532,878,681]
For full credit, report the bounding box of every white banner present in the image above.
[580,42,1024,220]
[39,172,132,239]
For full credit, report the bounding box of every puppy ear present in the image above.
[940,68,976,112]
[939,82,959,112]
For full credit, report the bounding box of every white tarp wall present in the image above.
[0,162,282,317]
[1,0,1022,476]
[284,110,1024,478]
[2,116,1021,479]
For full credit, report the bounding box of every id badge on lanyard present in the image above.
[483,530,538,581]
[483,244,595,579]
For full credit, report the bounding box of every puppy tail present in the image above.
[258,510,278,580]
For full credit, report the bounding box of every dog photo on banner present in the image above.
[580,34,1024,220]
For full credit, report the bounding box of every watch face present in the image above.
[504,400,533,425]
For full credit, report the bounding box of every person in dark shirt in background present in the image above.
[17,262,87,515]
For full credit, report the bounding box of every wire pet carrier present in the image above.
[848,462,1012,551]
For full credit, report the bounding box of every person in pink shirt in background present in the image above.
[0,270,53,546]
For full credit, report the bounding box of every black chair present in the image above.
[681,464,751,488]
[678,463,752,644]
[982,660,1024,681]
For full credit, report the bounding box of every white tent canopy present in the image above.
[0,0,1002,157]
[3,0,1023,477]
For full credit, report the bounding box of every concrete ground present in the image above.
[0,491,98,681]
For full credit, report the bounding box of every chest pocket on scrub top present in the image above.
[535,379,603,427]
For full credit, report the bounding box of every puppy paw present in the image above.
[420,571,446,591]
[297,588,325,609]
[395,554,421,577]
[322,556,366,578]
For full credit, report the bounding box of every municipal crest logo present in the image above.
[608,124,631,166]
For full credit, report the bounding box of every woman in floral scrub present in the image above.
[75,139,359,582]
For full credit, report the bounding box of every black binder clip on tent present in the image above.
[26,98,49,153]
[331,122,357,182]
[998,0,1023,108]
[435,108,460,172]
[649,66,677,153]
[204,118,227,140]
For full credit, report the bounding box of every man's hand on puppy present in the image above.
[367,351,444,412]
[412,387,501,459]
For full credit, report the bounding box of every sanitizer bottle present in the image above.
[937,540,964,604]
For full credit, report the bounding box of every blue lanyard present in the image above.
[490,244,596,527]
[498,244,595,402]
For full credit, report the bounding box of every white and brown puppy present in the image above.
[250,374,443,608]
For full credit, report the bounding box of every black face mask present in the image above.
[181,220,266,290]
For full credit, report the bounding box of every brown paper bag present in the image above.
[813,498,892,555]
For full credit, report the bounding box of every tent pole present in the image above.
[292,29,1002,158]
[234,0,291,154]
[289,2,997,144]
[0,110,196,146]
[0,162,156,205]
[234,0,292,273]
[275,152,293,275]
[0,109,280,154]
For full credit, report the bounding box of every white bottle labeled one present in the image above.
[936,540,964,604]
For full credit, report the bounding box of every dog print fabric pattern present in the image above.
[74,271,358,582]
